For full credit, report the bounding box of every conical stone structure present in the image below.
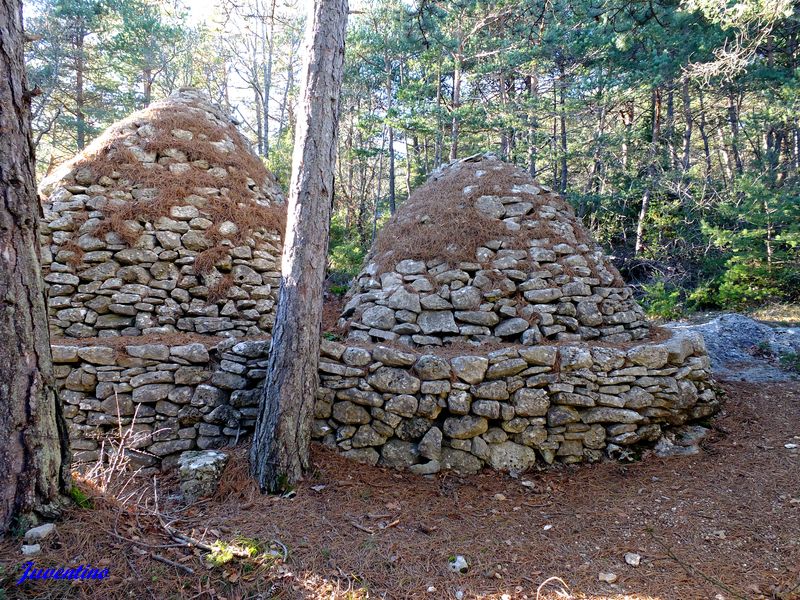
[40,88,285,339]
[341,154,647,347]
[312,154,718,474]
[40,90,286,468]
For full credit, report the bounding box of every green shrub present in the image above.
[779,352,800,373]
[328,213,366,279]
[641,281,684,320]
[69,485,93,509]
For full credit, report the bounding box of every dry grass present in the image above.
[371,161,592,276]
[57,240,86,268]
[749,303,800,326]
[57,93,286,257]
[206,274,235,304]
[2,380,798,599]
[193,246,231,276]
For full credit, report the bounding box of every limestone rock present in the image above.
[440,448,482,475]
[368,367,421,394]
[443,415,488,439]
[380,439,419,468]
[418,311,459,334]
[419,426,443,460]
[451,355,489,384]
[413,355,451,380]
[178,450,229,502]
[487,441,537,472]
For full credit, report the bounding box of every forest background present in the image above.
[24,0,800,317]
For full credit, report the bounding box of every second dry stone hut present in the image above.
[340,155,648,347]
[313,154,718,474]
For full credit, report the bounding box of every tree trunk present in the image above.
[404,132,413,198]
[75,24,86,150]
[621,101,633,170]
[249,0,348,493]
[254,87,264,156]
[0,0,71,534]
[499,72,509,159]
[387,125,396,214]
[449,54,461,161]
[142,68,152,106]
[680,78,692,172]
[584,104,606,197]
[635,87,660,256]
[276,40,296,145]
[262,0,277,158]
[698,90,712,181]
[434,60,443,167]
[727,91,743,175]
[371,127,387,242]
[552,79,558,190]
[666,87,676,169]
[558,70,567,194]
[526,74,537,178]
[717,125,733,185]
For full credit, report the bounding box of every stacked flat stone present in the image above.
[54,327,718,472]
[341,155,647,346]
[313,333,718,474]
[39,89,284,339]
[53,337,270,469]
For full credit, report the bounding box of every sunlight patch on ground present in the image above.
[749,303,800,326]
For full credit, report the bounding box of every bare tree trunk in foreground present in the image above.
[0,0,70,535]
[250,0,348,493]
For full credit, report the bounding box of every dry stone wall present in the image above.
[40,89,284,339]
[313,332,718,474]
[47,138,720,476]
[54,328,718,473]
[53,337,269,469]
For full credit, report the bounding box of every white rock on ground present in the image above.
[624,552,641,566]
[24,523,56,543]
[448,555,469,574]
[666,313,800,382]
[178,449,229,502]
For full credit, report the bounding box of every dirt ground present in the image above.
[2,379,799,600]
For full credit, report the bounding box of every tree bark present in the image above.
[526,74,537,178]
[0,0,71,534]
[666,86,676,169]
[635,87,660,256]
[552,79,558,190]
[621,101,633,170]
[262,0,277,158]
[434,60,443,167]
[680,78,692,172]
[727,91,743,175]
[250,0,348,493]
[387,125,396,214]
[75,24,86,150]
[584,104,606,197]
[697,90,712,181]
[558,69,567,194]
[142,67,152,106]
[404,132,413,198]
[449,54,462,161]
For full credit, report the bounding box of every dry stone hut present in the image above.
[314,155,718,474]
[40,89,285,468]
[341,154,647,346]
[40,88,285,339]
